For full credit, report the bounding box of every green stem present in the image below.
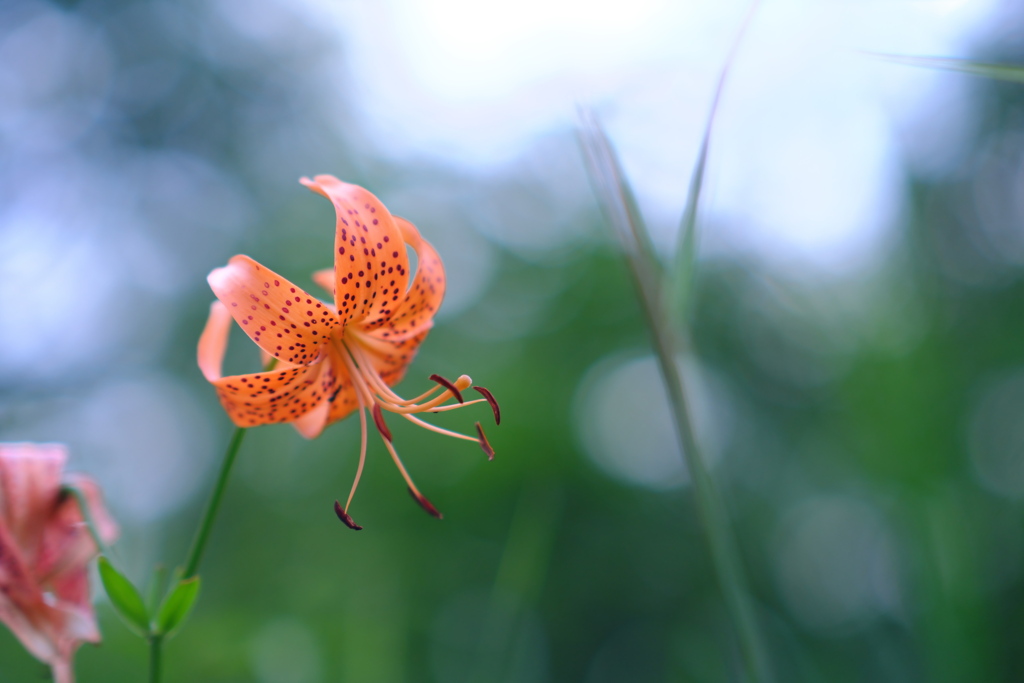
[643,309,772,682]
[65,486,111,557]
[150,425,247,680]
[182,427,247,578]
[149,635,162,683]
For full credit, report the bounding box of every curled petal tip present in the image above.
[334,500,363,530]
[429,374,464,404]
[475,422,495,461]
[371,403,392,442]
[473,386,501,425]
[407,487,443,519]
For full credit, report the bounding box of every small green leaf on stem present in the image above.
[155,576,201,637]
[98,557,150,636]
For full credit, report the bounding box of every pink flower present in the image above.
[0,443,118,683]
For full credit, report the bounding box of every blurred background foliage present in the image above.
[3,0,1024,681]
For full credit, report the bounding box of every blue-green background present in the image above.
[3,0,1024,681]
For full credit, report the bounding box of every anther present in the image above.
[473,386,501,425]
[334,500,363,530]
[475,422,495,460]
[429,374,464,403]
[372,403,392,441]
[408,487,443,519]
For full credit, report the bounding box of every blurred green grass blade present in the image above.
[145,564,168,615]
[155,576,201,637]
[673,130,709,328]
[671,0,761,328]
[578,108,663,305]
[873,54,1024,83]
[98,556,150,637]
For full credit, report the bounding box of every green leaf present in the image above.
[872,54,1024,84]
[155,576,201,637]
[97,556,149,636]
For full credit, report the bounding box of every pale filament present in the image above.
[346,342,412,403]
[381,436,431,502]
[402,413,479,443]
[344,341,472,415]
[336,346,426,498]
[426,399,488,413]
[343,404,368,513]
[333,333,490,520]
[337,345,378,408]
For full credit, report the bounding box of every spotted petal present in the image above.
[368,217,446,343]
[208,255,340,367]
[300,175,411,329]
[211,357,338,428]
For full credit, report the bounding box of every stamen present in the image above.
[380,434,443,519]
[334,500,363,530]
[349,343,408,403]
[403,413,479,443]
[338,344,384,414]
[344,342,467,413]
[429,374,464,403]
[475,422,495,460]
[372,403,392,441]
[473,386,501,425]
[343,405,369,513]
[408,487,443,519]
[428,398,489,413]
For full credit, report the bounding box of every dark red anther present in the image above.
[408,487,443,519]
[429,374,464,403]
[372,403,392,441]
[473,386,500,425]
[334,500,363,530]
[475,422,495,461]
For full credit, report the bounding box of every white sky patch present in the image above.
[300,0,998,270]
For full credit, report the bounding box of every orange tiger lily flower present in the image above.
[0,443,118,683]
[198,175,499,529]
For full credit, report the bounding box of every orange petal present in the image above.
[311,268,334,297]
[300,176,411,329]
[211,356,338,428]
[197,301,232,381]
[208,255,340,366]
[291,398,331,439]
[326,372,360,425]
[354,329,427,390]
[370,217,445,342]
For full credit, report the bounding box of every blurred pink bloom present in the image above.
[0,443,118,683]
